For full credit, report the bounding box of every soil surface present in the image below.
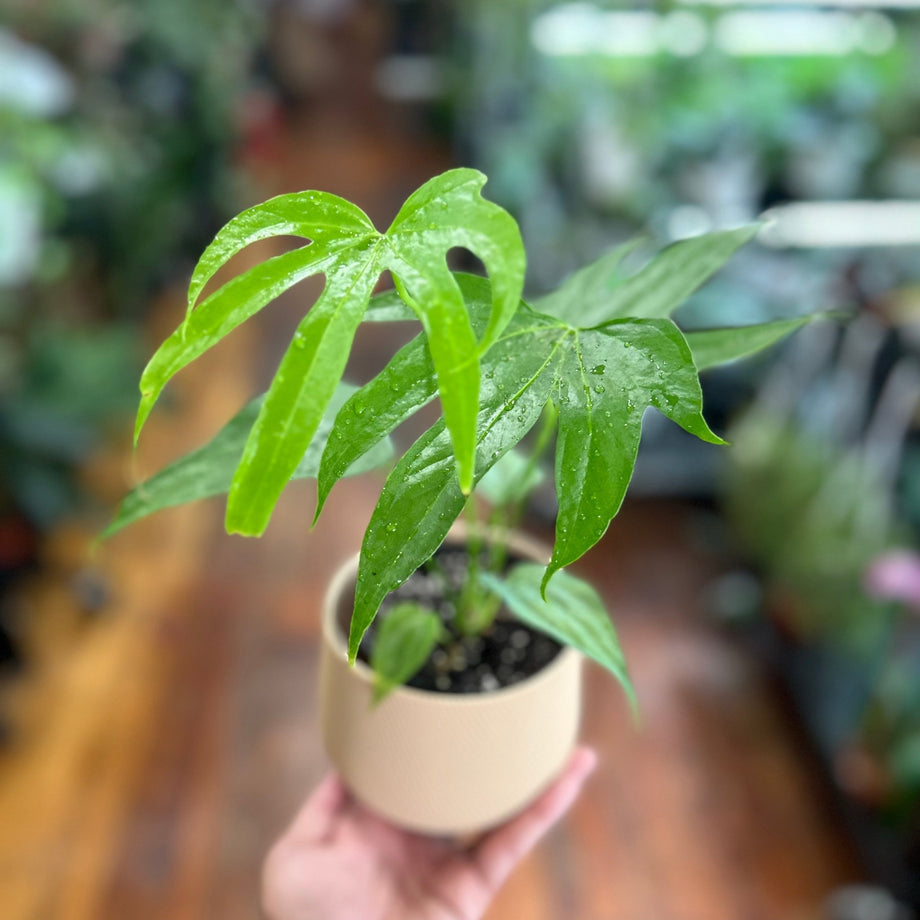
[356,546,562,694]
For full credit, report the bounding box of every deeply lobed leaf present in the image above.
[319,262,814,649]
[545,319,725,589]
[133,171,524,537]
[348,315,569,660]
[383,169,525,491]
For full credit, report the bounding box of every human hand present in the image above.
[262,746,597,920]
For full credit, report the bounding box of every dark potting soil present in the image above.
[356,546,563,695]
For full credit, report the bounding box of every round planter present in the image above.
[319,528,583,836]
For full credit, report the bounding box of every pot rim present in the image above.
[322,528,582,707]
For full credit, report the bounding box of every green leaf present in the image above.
[481,564,635,709]
[134,170,524,536]
[475,447,545,507]
[386,169,525,354]
[533,239,642,326]
[106,383,389,538]
[370,602,444,702]
[226,256,379,534]
[686,316,816,372]
[389,263,481,496]
[348,316,569,660]
[545,320,725,591]
[135,244,345,441]
[347,308,733,652]
[537,227,758,329]
[186,191,377,315]
[341,262,816,652]
[383,169,526,493]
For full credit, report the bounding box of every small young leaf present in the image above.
[370,602,444,702]
[481,564,635,709]
[686,316,816,372]
[105,383,390,538]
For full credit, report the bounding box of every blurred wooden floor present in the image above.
[0,102,863,920]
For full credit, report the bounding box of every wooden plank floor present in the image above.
[0,492,864,920]
[0,102,863,919]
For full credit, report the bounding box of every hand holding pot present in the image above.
[262,746,597,920]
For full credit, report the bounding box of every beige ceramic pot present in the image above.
[319,527,583,836]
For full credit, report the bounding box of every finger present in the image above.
[471,746,597,892]
[284,773,349,842]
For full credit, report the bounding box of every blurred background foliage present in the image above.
[1,0,919,902]
[449,3,920,856]
[0,0,260,533]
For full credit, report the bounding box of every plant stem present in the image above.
[457,403,559,637]
[456,495,494,635]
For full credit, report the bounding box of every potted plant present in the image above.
[107,168,814,834]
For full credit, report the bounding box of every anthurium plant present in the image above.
[108,168,815,703]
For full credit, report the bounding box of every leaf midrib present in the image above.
[571,332,596,529]
[479,328,572,448]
